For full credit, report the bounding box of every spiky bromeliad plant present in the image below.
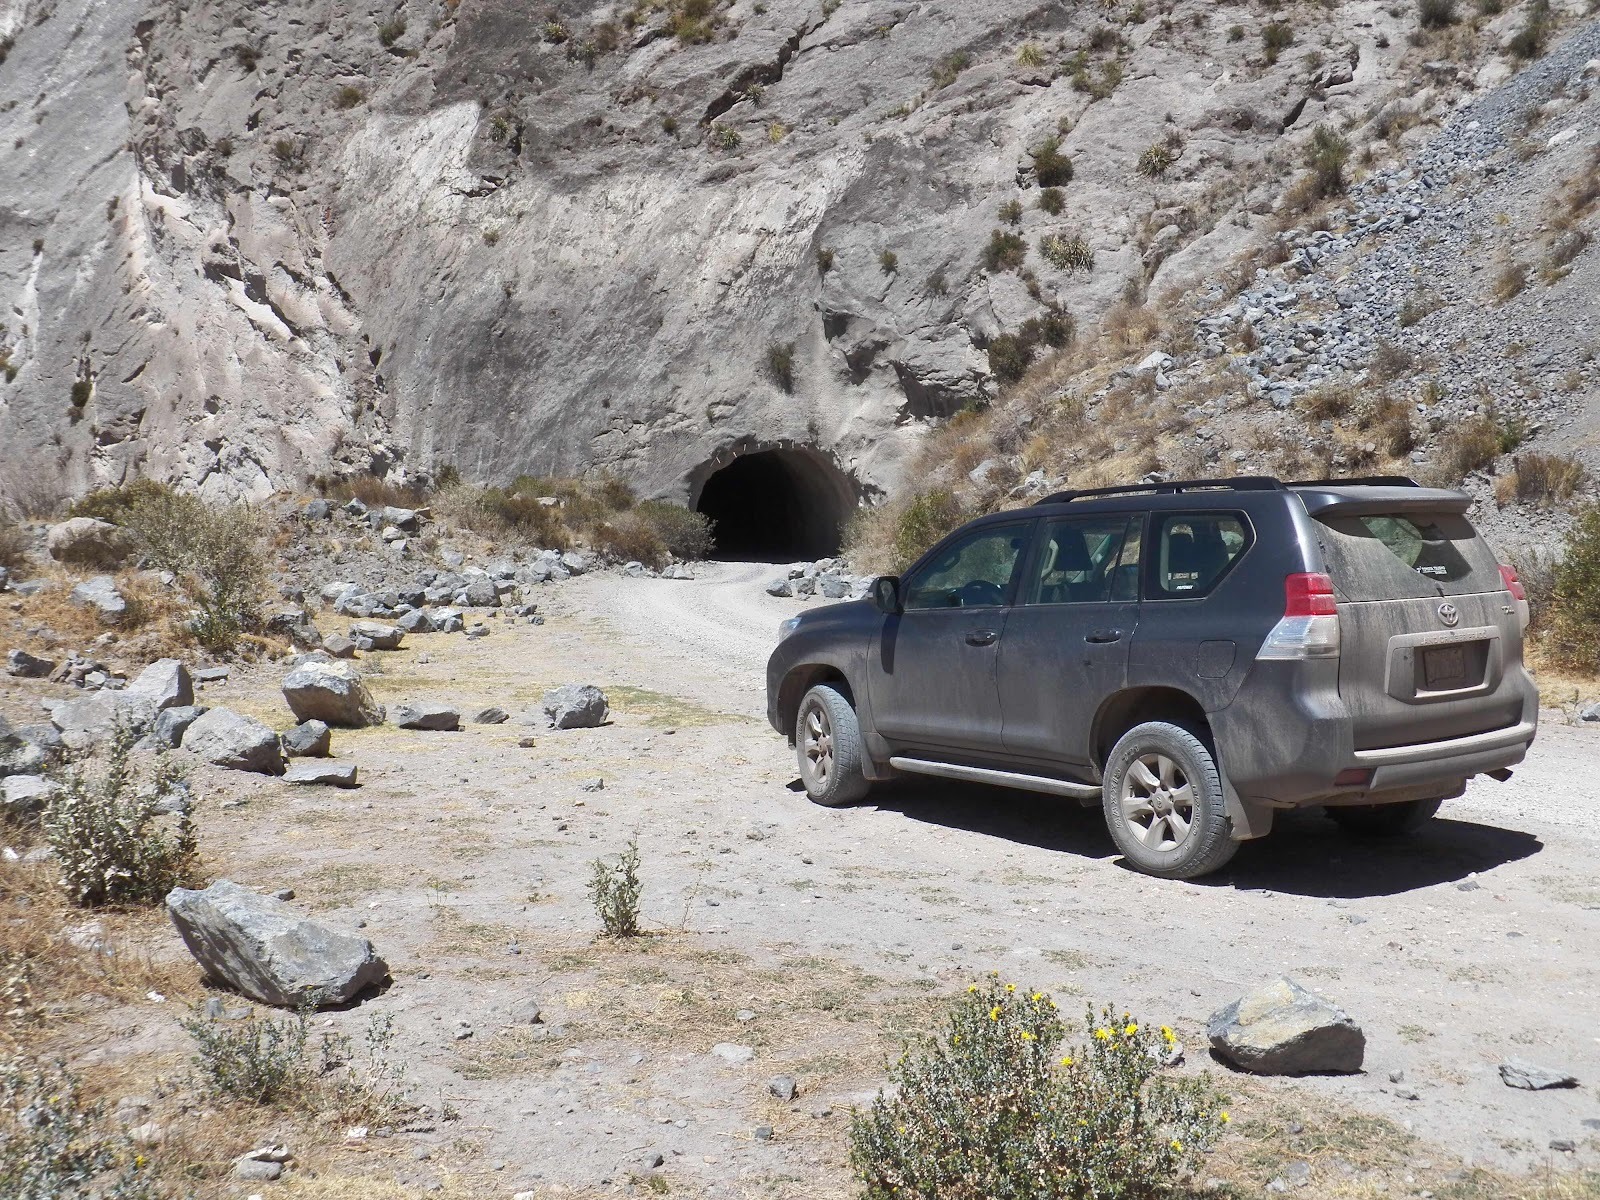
[850,976,1228,1199]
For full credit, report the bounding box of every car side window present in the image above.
[1024,516,1137,605]
[902,525,1030,611]
[1149,513,1250,599]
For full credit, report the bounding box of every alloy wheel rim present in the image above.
[802,704,834,786]
[1119,752,1194,851]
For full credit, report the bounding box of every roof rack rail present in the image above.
[1035,476,1285,506]
[1284,475,1420,489]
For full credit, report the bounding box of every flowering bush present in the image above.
[850,977,1228,1199]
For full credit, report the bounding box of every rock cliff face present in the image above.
[0,0,1521,506]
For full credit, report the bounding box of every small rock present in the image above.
[147,705,207,750]
[183,708,285,775]
[393,701,461,731]
[2,774,61,818]
[1207,977,1365,1075]
[767,1075,798,1102]
[322,634,358,659]
[70,575,128,624]
[712,1043,754,1064]
[1551,1138,1577,1153]
[471,706,510,725]
[765,577,792,597]
[282,720,332,758]
[349,620,404,651]
[581,777,604,792]
[754,1125,773,1141]
[126,659,194,711]
[541,684,609,730]
[1499,1059,1578,1090]
[284,761,359,788]
[232,1159,282,1182]
[194,666,230,683]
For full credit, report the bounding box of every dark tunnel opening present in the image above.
[694,449,853,562]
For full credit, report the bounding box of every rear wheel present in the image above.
[1103,721,1238,879]
[1326,797,1442,838]
[795,684,870,808]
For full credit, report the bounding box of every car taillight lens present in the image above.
[1498,563,1526,602]
[1257,572,1341,660]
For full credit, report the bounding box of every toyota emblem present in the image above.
[1438,602,1460,628]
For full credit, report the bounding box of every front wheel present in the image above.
[1326,797,1442,838]
[1103,721,1238,879]
[795,684,871,807]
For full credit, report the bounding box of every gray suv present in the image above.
[765,476,1538,879]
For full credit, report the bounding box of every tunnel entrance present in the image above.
[694,448,853,562]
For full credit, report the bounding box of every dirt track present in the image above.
[18,565,1600,1197]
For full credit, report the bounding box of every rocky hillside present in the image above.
[1,0,1561,513]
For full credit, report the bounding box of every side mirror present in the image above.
[870,575,902,615]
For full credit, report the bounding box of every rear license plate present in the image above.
[1423,644,1467,688]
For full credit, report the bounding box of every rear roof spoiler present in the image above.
[1290,484,1471,518]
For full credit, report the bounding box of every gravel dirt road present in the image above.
[15,566,1600,1198]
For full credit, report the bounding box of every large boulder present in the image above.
[46,517,137,568]
[145,705,208,750]
[51,690,158,751]
[264,608,323,650]
[69,575,128,624]
[7,648,56,679]
[393,701,461,731]
[182,708,285,775]
[281,660,384,728]
[126,659,194,711]
[165,880,388,1008]
[541,685,609,730]
[349,620,404,651]
[1207,977,1365,1075]
[2,774,60,820]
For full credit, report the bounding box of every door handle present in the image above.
[965,629,999,647]
[1085,629,1123,644]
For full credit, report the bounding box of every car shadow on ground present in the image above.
[845,780,1543,899]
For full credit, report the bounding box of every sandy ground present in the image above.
[7,562,1600,1197]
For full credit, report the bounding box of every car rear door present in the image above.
[998,512,1142,768]
[1303,491,1530,750]
[867,519,1034,755]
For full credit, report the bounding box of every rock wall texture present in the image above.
[0,0,1565,504]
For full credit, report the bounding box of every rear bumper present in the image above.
[1352,720,1535,788]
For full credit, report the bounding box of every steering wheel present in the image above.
[954,579,1005,607]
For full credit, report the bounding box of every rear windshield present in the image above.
[1315,512,1504,601]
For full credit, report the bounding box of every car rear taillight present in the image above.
[1498,563,1526,602]
[1257,572,1341,660]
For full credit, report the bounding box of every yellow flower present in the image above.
[1094,1027,1111,1040]
[1124,1023,1139,1036]
[1161,1024,1175,1041]
[1005,983,1016,993]
[1031,992,1044,1001]
[134,1155,147,1168]
[1059,1056,1074,1066]
[1020,1031,1035,1041]
[989,1006,1002,1021]
[1220,1111,1231,1124]
[1170,1139,1183,1152]
[967,984,977,993]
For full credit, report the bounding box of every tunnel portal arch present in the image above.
[690,444,858,562]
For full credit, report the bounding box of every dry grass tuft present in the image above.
[1498,451,1587,507]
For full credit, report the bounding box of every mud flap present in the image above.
[1223,775,1275,841]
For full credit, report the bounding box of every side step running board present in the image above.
[888,756,1101,800]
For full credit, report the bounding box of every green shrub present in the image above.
[0,1058,161,1200]
[68,478,175,525]
[1019,309,1074,350]
[44,731,198,907]
[1137,142,1177,177]
[982,229,1027,273]
[1546,503,1600,670]
[1508,0,1550,59]
[234,44,260,71]
[1493,261,1528,304]
[589,840,642,937]
[1366,339,1413,385]
[335,85,365,109]
[850,978,1226,1200]
[1307,124,1351,197]
[542,19,569,43]
[987,334,1033,383]
[1398,292,1442,327]
[69,379,92,408]
[710,124,741,150]
[1016,42,1046,68]
[184,1009,312,1104]
[1031,135,1074,187]
[924,269,949,298]
[1509,452,1586,507]
[474,486,574,549]
[816,246,835,274]
[125,491,266,653]
[1039,233,1093,271]
[929,49,972,89]
[1262,21,1294,63]
[1227,23,1245,40]
[767,341,796,392]
[892,490,964,570]
[377,19,406,46]
[1037,188,1064,215]
[1418,0,1458,27]
[998,199,1024,225]
[1476,0,1503,12]
[0,517,26,574]
[880,249,899,275]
